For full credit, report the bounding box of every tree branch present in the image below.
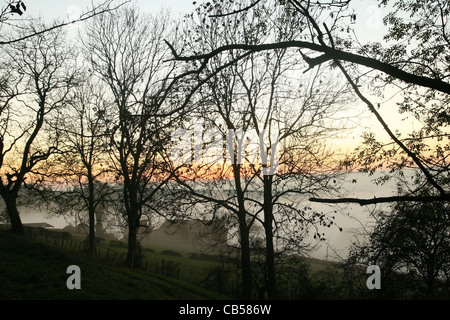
[168,40,450,95]
[0,0,129,45]
[309,194,450,206]
[333,57,446,196]
[208,0,262,18]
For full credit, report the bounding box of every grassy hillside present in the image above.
[0,231,231,300]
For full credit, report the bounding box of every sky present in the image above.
[24,0,389,30]
[15,0,419,150]
[24,0,196,21]
[23,0,390,38]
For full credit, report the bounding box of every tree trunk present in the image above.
[233,163,253,299]
[263,175,277,299]
[4,193,23,234]
[238,211,252,299]
[88,177,96,256]
[126,217,138,268]
[88,206,96,256]
[426,267,436,299]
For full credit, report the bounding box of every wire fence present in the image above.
[25,228,202,278]
[5,226,239,297]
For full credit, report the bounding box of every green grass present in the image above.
[0,231,231,300]
[0,227,348,300]
[93,239,232,288]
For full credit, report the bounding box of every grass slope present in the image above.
[0,231,231,300]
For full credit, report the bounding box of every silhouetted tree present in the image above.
[0,23,78,234]
[47,78,115,255]
[83,6,181,267]
[347,175,450,298]
[169,1,352,298]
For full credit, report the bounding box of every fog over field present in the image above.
[16,170,410,261]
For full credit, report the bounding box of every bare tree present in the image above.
[0,22,78,234]
[83,6,181,267]
[169,2,282,298]
[45,77,115,255]
[168,1,352,298]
